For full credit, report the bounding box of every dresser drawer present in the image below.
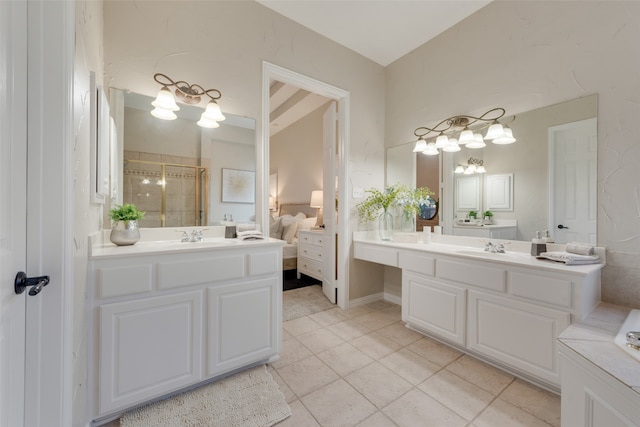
[299,232,325,246]
[298,258,323,280]
[299,243,323,262]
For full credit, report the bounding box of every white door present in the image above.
[549,118,597,244]
[322,102,337,303]
[0,1,28,425]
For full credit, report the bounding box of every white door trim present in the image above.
[261,62,350,308]
[24,1,75,425]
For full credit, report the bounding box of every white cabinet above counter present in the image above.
[353,232,604,392]
[87,233,284,423]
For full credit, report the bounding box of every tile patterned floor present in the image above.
[271,299,561,427]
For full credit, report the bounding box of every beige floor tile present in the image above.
[275,399,321,427]
[379,347,441,385]
[308,307,349,326]
[352,311,398,331]
[338,304,375,319]
[316,342,374,377]
[282,329,293,340]
[345,362,413,408]
[379,304,402,321]
[499,379,560,427]
[406,336,463,366]
[363,300,395,311]
[283,316,323,337]
[473,398,553,427]
[277,355,339,397]
[327,318,372,341]
[270,338,313,369]
[382,388,467,427]
[376,322,423,346]
[355,411,397,427]
[297,328,345,354]
[350,332,403,360]
[418,370,494,421]
[445,354,514,395]
[301,379,377,426]
[270,369,297,403]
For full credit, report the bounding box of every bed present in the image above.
[270,203,318,272]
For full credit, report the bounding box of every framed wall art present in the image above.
[221,168,255,203]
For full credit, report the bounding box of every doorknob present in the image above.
[557,224,570,229]
[14,272,50,296]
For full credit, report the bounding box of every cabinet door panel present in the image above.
[207,278,279,376]
[468,291,568,387]
[403,272,465,345]
[99,291,203,415]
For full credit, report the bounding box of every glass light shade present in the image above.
[467,164,477,173]
[413,138,427,152]
[197,115,221,128]
[441,138,460,152]
[150,106,177,121]
[492,127,516,144]
[310,190,323,208]
[476,165,487,173]
[464,167,474,174]
[458,129,475,144]
[151,87,180,111]
[435,134,449,148]
[454,165,465,174]
[422,142,439,156]
[201,100,226,122]
[484,122,505,140]
[465,133,487,149]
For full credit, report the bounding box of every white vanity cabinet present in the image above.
[354,238,602,391]
[452,225,517,239]
[88,241,283,421]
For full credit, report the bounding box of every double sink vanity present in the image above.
[87,227,283,423]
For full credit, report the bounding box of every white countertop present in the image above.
[353,231,605,276]
[558,303,640,395]
[89,228,283,260]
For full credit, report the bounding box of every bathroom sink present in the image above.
[136,238,239,250]
[614,309,640,362]
[454,248,530,260]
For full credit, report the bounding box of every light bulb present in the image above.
[151,87,180,111]
[458,129,475,144]
[435,134,449,148]
[413,138,427,152]
[441,138,460,152]
[200,100,226,122]
[150,106,177,120]
[422,142,439,156]
[492,127,516,144]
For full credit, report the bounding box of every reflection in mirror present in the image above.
[111,90,256,228]
[419,196,438,220]
[386,94,597,242]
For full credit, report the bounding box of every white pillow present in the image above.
[269,217,283,239]
[281,220,298,243]
[296,217,317,236]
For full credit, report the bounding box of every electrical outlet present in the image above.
[352,187,365,198]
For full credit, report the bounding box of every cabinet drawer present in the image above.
[298,257,323,280]
[508,271,572,308]
[299,243,323,262]
[399,250,435,276]
[353,243,398,267]
[97,264,153,299]
[437,259,505,292]
[157,255,245,289]
[299,232,325,246]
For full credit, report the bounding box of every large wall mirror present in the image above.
[110,90,256,228]
[386,94,597,243]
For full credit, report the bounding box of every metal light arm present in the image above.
[414,107,507,139]
[153,73,222,105]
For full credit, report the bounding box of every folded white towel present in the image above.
[236,230,264,240]
[565,242,595,256]
[537,251,600,265]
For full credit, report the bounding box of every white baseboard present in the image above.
[349,292,401,307]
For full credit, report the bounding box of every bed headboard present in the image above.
[278,203,317,218]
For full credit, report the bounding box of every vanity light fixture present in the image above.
[455,157,486,174]
[413,108,516,155]
[151,73,226,128]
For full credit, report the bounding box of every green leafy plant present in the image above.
[356,184,434,223]
[109,203,146,222]
[483,210,494,218]
[468,210,478,219]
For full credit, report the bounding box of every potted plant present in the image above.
[483,210,494,224]
[468,210,478,220]
[109,203,146,246]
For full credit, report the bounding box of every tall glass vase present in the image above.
[400,210,416,232]
[378,209,393,241]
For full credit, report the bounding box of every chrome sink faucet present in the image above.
[180,230,204,242]
[484,241,506,253]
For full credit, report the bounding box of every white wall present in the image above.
[103,1,386,300]
[270,103,326,206]
[73,1,104,425]
[386,1,640,307]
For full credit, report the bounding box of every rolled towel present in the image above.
[565,242,595,256]
[236,230,264,240]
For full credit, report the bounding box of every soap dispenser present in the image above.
[531,231,547,256]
